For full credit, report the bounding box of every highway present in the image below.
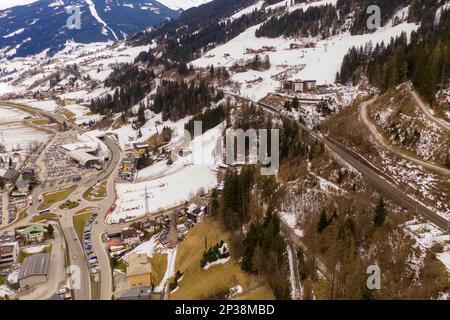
[225,92,450,233]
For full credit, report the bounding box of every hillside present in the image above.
[0,0,214,58]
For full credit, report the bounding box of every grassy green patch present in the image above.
[150,253,168,287]
[73,210,92,241]
[59,200,79,210]
[171,217,274,300]
[31,212,57,222]
[38,185,77,210]
[83,183,107,201]
[32,119,49,125]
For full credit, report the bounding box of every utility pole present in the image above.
[145,186,149,217]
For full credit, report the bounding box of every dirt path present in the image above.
[359,96,450,176]
[410,89,450,132]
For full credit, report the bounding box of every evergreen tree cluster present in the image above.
[373,197,387,227]
[220,166,255,231]
[200,240,230,268]
[255,5,339,39]
[184,104,229,137]
[336,0,408,35]
[337,9,450,103]
[164,9,271,62]
[89,80,151,115]
[152,80,215,122]
[279,118,324,162]
[105,63,155,88]
[241,208,291,300]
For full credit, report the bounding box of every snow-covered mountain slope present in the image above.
[190,0,420,100]
[0,0,39,10]
[0,0,181,57]
[155,0,213,11]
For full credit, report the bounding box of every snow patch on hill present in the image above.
[0,0,38,10]
[106,123,224,224]
[85,0,119,40]
[192,20,418,100]
[156,0,212,11]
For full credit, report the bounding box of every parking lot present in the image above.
[81,212,100,279]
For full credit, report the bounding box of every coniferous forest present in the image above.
[152,80,216,122]
[337,9,450,103]
[256,5,339,39]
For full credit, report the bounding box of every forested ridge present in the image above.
[337,9,450,103]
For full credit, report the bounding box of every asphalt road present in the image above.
[90,136,123,300]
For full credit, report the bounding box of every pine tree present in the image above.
[317,210,329,233]
[373,198,386,227]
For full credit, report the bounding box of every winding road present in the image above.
[411,90,450,133]
[359,96,450,176]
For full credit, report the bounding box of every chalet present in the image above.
[122,156,137,173]
[108,239,127,252]
[121,228,140,246]
[262,45,276,52]
[290,42,316,50]
[186,203,205,223]
[246,48,261,54]
[290,43,303,49]
[179,149,192,157]
[118,286,153,300]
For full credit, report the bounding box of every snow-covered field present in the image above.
[0,0,38,10]
[64,103,103,125]
[0,122,50,152]
[0,285,13,298]
[106,123,224,224]
[0,105,31,122]
[11,99,58,112]
[21,244,50,254]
